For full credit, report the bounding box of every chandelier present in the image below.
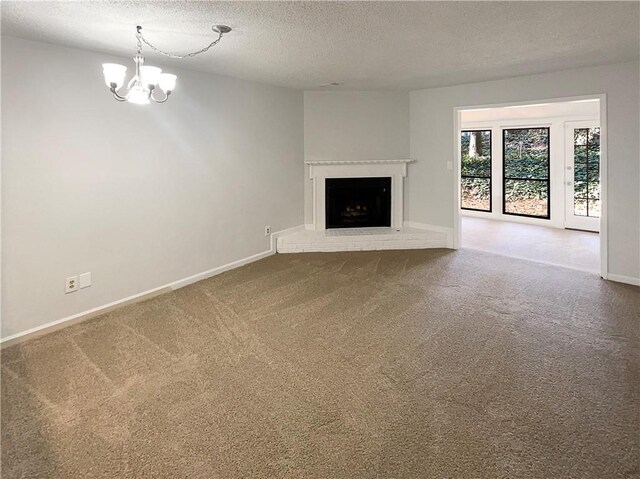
[102,25,232,105]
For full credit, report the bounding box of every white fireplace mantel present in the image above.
[305,159,415,230]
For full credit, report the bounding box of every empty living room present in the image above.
[2,1,639,477]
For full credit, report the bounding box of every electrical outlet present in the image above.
[265,226,271,236]
[65,276,79,294]
[79,272,92,289]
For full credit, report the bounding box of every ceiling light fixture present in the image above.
[102,25,232,105]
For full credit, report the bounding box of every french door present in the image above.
[564,121,600,232]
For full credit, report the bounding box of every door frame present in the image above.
[452,94,608,280]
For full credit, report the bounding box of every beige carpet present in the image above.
[2,249,639,478]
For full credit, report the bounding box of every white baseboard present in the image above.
[2,224,310,347]
[271,224,306,251]
[168,249,275,291]
[606,273,640,287]
[404,221,455,248]
[1,247,282,348]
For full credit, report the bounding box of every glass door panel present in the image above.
[565,121,600,232]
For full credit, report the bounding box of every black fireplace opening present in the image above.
[325,177,391,229]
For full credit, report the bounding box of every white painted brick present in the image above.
[276,226,449,254]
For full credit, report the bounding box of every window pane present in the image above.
[504,179,548,217]
[462,156,491,177]
[574,162,587,182]
[461,130,491,177]
[574,198,588,216]
[587,162,599,182]
[574,128,588,146]
[504,128,549,179]
[461,177,490,211]
[574,145,587,164]
[574,180,588,198]
[461,130,491,212]
[586,128,601,218]
[572,126,601,219]
[503,128,549,218]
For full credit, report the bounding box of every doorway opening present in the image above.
[454,96,605,275]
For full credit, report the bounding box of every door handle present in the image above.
[566,181,573,186]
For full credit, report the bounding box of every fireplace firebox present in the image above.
[325,177,391,229]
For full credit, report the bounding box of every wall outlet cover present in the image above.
[65,276,78,294]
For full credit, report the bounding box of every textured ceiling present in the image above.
[2,1,639,90]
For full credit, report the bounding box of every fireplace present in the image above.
[325,177,391,229]
[306,159,413,230]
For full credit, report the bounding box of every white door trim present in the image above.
[453,94,608,280]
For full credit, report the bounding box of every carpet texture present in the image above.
[2,249,639,478]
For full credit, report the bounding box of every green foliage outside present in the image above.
[461,131,491,210]
[502,128,550,215]
[461,129,551,215]
[461,128,600,217]
[573,128,600,200]
[503,128,549,181]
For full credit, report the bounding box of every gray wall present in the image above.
[1,36,304,338]
[410,61,640,280]
[303,91,410,224]
[3,35,638,339]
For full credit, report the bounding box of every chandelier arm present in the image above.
[137,26,224,59]
[151,89,171,104]
[110,84,127,102]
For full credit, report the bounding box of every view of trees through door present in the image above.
[565,122,601,232]
[573,127,600,217]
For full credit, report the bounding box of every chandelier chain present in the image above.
[136,28,142,56]
[136,26,223,59]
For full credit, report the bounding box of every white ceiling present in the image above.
[2,1,638,91]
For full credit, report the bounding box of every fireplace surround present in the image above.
[305,159,414,230]
[279,158,450,252]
